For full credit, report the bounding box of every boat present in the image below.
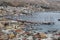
[58,19,60,21]
[41,16,55,25]
[41,22,54,25]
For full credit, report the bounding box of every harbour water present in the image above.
[5,12,60,32]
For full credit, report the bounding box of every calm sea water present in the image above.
[5,12,60,32]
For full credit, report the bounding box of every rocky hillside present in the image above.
[0,0,60,11]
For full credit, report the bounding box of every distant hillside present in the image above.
[0,0,60,11]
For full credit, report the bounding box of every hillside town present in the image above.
[0,0,60,40]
